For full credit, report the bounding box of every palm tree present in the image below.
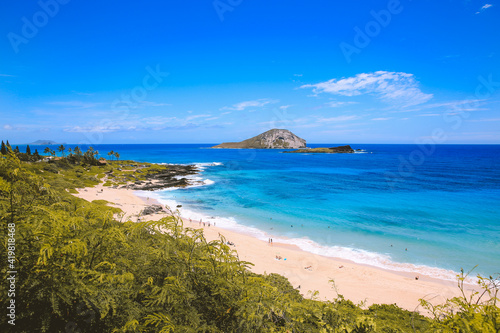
[44,147,55,157]
[67,147,73,157]
[108,150,115,161]
[73,146,82,157]
[57,145,66,157]
[114,152,120,161]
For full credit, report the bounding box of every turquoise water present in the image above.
[30,144,500,279]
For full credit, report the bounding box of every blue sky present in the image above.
[1,0,499,144]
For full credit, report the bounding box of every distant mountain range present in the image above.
[30,140,61,145]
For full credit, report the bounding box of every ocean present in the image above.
[29,143,500,280]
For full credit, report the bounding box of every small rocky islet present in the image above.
[213,129,359,153]
[284,145,359,154]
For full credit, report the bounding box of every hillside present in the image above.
[212,129,306,149]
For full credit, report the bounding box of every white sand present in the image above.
[74,183,476,313]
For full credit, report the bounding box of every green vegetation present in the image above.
[1,150,499,332]
[108,150,121,161]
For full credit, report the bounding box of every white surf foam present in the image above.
[150,195,272,240]
[150,162,221,191]
[193,162,223,170]
[146,193,468,283]
[272,237,464,282]
[143,160,469,283]
[155,161,223,169]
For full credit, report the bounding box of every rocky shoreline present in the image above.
[101,163,201,191]
[125,165,198,191]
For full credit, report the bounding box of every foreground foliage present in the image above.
[0,151,498,332]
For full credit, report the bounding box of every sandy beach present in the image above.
[74,183,475,313]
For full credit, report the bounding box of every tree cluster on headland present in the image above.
[0,141,108,166]
[0,146,499,332]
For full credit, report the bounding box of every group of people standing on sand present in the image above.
[268,238,273,245]
[188,218,215,228]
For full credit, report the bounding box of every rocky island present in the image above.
[212,129,306,149]
[30,140,61,145]
[285,145,356,154]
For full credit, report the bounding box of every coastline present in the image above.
[73,183,476,313]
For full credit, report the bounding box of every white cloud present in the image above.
[476,4,493,13]
[468,118,500,122]
[221,99,278,111]
[64,125,121,133]
[143,116,177,125]
[63,112,218,134]
[318,115,360,122]
[48,101,103,109]
[371,117,393,121]
[301,71,433,107]
[186,114,212,121]
[325,101,358,108]
[422,100,484,109]
[396,99,486,113]
[3,124,13,130]
[140,101,172,107]
[280,105,293,110]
